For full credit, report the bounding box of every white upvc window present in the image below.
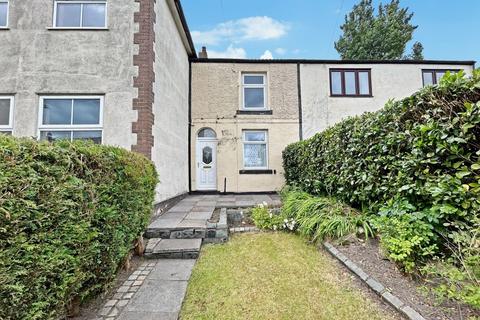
[243,130,268,169]
[242,73,267,110]
[0,96,14,134]
[38,96,103,144]
[0,0,8,28]
[53,1,107,29]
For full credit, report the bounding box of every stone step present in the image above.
[144,238,202,259]
[144,226,206,239]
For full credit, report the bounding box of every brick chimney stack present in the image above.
[199,46,208,59]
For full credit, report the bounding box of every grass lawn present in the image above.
[180,232,397,320]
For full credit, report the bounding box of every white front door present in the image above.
[196,140,217,190]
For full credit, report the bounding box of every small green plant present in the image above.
[282,188,373,241]
[372,214,438,272]
[251,203,291,231]
[421,221,480,309]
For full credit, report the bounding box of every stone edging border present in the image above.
[229,226,259,233]
[323,242,426,320]
[97,261,156,319]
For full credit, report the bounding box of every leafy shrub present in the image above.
[0,136,158,320]
[421,219,480,308]
[281,188,372,241]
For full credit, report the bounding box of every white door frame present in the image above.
[196,133,217,191]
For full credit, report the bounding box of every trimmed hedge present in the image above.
[0,136,158,320]
[284,71,480,217]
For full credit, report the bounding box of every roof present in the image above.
[191,58,476,66]
[172,0,196,58]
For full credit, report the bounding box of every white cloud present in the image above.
[260,50,274,60]
[208,45,247,59]
[275,48,287,55]
[192,16,290,46]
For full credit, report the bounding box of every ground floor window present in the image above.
[243,130,268,169]
[0,96,14,134]
[38,96,103,143]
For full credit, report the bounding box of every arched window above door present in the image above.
[198,128,216,138]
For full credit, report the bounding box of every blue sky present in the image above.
[182,0,479,63]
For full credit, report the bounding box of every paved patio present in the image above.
[148,193,281,234]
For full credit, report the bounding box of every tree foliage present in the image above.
[335,0,422,60]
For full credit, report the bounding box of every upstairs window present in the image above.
[54,1,107,28]
[242,74,267,110]
[0,96,14,134]
[39,96,103,144]
[0,1,8,28]
[243,130,268,169]
[330,69,372,97]
[422,69,460,87]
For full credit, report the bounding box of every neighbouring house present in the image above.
[0,0,196,203]
[0,1,476,201]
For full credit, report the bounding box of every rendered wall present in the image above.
[191,62,300,193]
[0,0,138,149]
[152,0,190,201]
[300,63,475,138]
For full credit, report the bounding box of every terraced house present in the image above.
[0,1,475,201]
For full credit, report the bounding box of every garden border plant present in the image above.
[0,136,158,320]
[280,71,480,309]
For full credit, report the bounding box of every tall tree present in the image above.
[335,0,422,60]
[406,41,424,60]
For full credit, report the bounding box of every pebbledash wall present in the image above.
[190,62,300,193]
[0,0,138,148]
[300,62,476,138]
[190,59,475,193]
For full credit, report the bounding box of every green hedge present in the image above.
[284,71,480,215]
[0,136,158,320]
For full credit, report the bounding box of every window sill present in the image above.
[47,27,109,31]
[0,27,9,30]
[330,95,373,98]
[239,169,275,175]
[236,110,273,115]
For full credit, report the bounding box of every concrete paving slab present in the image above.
[117,311,178,320]
[190,206,215,212]
[148,259,196,281]
[124,280,188,313]
[177,219,207,228]
[148,218,183,229]
[154,239,202,253]
[185,211,213,220]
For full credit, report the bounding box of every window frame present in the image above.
[38,95,104,143]
[422,69,461,87]
[242,73,268,111]
[0,0,9,29]
[242,130,268,170]
[0,96,14,133]
[52,0,108,29]
[329,69,372,97]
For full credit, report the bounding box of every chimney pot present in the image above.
[199,46,208,59]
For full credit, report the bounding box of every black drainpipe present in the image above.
[297,63,303,141]
[188,60,192,192]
